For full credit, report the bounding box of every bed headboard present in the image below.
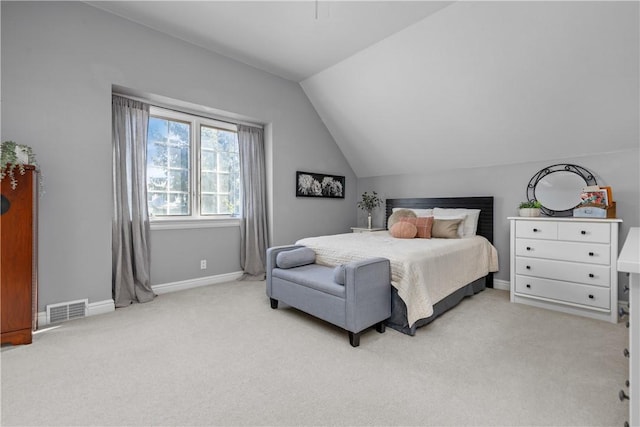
[384,196,494,244]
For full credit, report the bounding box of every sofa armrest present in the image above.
[344,257,391,332]
[266,245,305,296]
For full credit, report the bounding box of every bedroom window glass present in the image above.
[200,125,240,216]
[146,106,240,219]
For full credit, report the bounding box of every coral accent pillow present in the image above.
[390,222,417,239]
[387,209,417,229]
[400,216,434,239]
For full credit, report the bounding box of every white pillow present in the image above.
[433,208,481,238]
[392,207,434,217]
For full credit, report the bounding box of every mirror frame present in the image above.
[526,164,597,217]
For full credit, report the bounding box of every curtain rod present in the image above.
[112,92,264,130]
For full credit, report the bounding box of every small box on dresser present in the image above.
[509,216,622,324]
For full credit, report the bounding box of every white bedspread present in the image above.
[296,231,499,327]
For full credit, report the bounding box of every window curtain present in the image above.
[112,95,156,307]
[238,125,269,280]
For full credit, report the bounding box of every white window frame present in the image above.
[147,106,242,230]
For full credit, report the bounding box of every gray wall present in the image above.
[358,148,640,299]
[1,2,356,310]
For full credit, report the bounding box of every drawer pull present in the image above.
[581,230,587,235]
[588,252,594,256]
[526,284,531,289]
[532,228,539,232]
[588,273,594,278]
[624,348,629,358]
[526,266,531,270]
[619,390,629,401]
[526,246,532,251]
[588,294,594,299]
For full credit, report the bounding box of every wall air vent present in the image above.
[46,299,88,324]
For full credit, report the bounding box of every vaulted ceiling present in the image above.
[87,1,639,178]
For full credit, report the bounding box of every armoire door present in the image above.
[1,166,37,345]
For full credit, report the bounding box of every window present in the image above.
[146,107,240,219]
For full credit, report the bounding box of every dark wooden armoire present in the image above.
[1,165,38,345]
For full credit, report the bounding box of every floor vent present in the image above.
[46,299,88,324]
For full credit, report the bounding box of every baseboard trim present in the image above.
[493,279,510,291]
[35,272,243,328]
[152,271,244,295]
[37,298,115,328]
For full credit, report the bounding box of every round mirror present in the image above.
[527,164,597,216]
[534,171,585,211]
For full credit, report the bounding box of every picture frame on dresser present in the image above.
[508,216,622,324]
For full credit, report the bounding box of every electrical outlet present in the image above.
[200,259,207,270]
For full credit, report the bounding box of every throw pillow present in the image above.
[432,214,466,237]
[276,247,316,269]
[390,221,418,239]
[434,208,481,237]
[400,216,434,238]
[387,209,417,229]
[432,218,463,238]
[333,265,346,285]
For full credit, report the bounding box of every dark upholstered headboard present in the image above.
[384,196,494,245]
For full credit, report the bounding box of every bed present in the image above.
[296,196,498,335]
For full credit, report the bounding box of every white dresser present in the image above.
[509,217,622,323]
[617,227,639,426]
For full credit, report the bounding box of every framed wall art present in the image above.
[296,171,345,199]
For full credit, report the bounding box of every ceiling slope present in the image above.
[87,1,452,82]
[301,1,639,178]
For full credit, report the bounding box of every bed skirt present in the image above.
[386,276,487,336]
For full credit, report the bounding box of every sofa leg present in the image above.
[376,322,386,333]
[348,331,360,347]
[270,298,278,309]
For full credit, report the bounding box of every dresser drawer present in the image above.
[514,275,610,310]
[515,220,558,240]
[515,238,610,265]
[515,257,611,287]
[557,221,610,243]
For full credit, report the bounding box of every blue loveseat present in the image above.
[266,245,391,347]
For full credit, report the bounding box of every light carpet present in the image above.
[1,282,629,426]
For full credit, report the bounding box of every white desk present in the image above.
[618,227,639,426]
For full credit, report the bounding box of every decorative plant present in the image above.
[1,141,39,190]
[357,191,383,214]
[518,200,542,209]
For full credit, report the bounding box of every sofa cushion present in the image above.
[272,264,346,298]
[276,247,316,269]
[333,265,346,285]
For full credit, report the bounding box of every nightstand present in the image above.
[351,227,385,233]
